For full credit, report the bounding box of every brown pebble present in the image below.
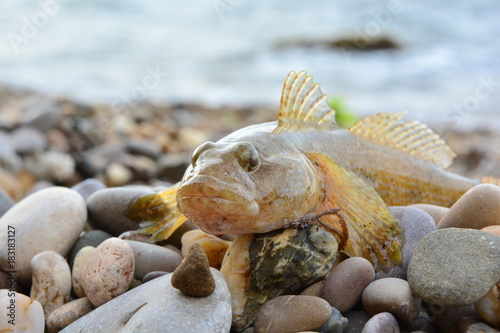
[438,184,500,229]
[171,243,215,297]
[46,297,94,333]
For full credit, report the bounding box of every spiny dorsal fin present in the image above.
[274,70,336,134]
[350,113,456,169]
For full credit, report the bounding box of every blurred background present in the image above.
[1,0,499,129]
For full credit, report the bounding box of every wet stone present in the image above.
[46,297,94,333]
[254,295,333,333]
[321,257,375,313]
[171,243,215,297]
[408,228,500,306]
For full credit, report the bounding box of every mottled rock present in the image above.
[60,269,231,332]
[46,297,94,333]
[68,230,112,268]
[362,312,400,333]
[10,126,47,155]
[321,257,374,313]
[124,240,182,280]
[81,238,135,306]
[142,271,168,283]
[72,246,96,298]
[71,178,106,201]
[0,290,44,333]
[181,229,231,269]
[475,280,500,327]
[384,206,437,279]
[362,278,421,323]
[408,228,500,306]
[30,251,71,315]
[409,203,448,225]
[87,187,153,236]
[0,188,14,218]
[172,243,215,297]
[254,295,332,333]
[0,187,87,284]
[438,184,500,229]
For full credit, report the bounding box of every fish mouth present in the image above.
[177,175,260,233]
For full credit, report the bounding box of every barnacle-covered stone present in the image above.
[221,224,339,330]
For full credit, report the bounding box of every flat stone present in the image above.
[46,297,94,333]
[87,187,153,236]
[362,312,400,333]
[60,269,231,333]
[124,240,183,280]
[81,238,135,307]
[68,230,112,268]
[407,228,500,306]
[438,184,500,229]
[71,178,106,201]
[409,203,448,225]
[181,229,231,269]
[171,243,215,297]
[0,290,45,333]
[321,257,375,313]
[362,278,421,323]
[254,295,332,333]
[30,251,72,316]
[72,246,96,298]
[0,187,87,284]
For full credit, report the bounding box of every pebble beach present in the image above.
[0,85,500,333]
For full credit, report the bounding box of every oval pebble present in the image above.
[30,251,72,316]
[46,297,94,333]
[362,312,400,333]
[362,278,421,323]
[81,238,135,307]
[321,257,374,313]
[124,240,182,280]
[72,246,96,298]
[407,228,500,306]
[87,187,153,236]
[438,184,500,229]
[0,186,87,284]
[0,290,45,333]
[254,295,333,333]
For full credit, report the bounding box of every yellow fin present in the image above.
[128,182,187,242]
[305,151,402,271]
[349,113,456,169]
[273,70,337,134]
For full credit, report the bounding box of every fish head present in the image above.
[177,139,321,234]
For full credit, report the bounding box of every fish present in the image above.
[129,70,483,270]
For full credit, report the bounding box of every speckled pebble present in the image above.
[124,239,182,280]
[408,228,500,306]
[362,312,400,333]
[181,229,232,269]
[30,251,72,316]
[72,246,96,298]
[0,290,44,333]
[171,243,215,297]
[81,238,135,306]
[254,295,333,333]
[321,257,374,313]
[438,184,500,229]
[362,278,421,323]
[46,297,94,333]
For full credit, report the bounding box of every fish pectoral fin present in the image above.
[305,151,402,271]
[273,71,337,134]
[349,113,456,169]
[128,182,188,242]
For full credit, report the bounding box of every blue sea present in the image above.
[0,0,499,128]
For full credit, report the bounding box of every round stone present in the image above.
[321,257,375,313]
[81,238,135,307]
[30,251,72,316]
[438,184,500,229]
[0,186,87,284]
[171,243,215,297]
[362,312,400,333]
[362,278,421,323]
[407,228,500,306]
[46,297,94,333]
[254,295,332,333]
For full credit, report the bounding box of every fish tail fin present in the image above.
[482,176,500,186]
[128,182,188,242]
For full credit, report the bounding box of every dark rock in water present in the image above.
[171,243,215,297]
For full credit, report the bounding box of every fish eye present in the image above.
[236,142,260,172]
[248,151,260,171]
[191,141,215,166]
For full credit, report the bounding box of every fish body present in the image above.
[131,71,479,269]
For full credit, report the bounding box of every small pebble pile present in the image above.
[0,90,499,332]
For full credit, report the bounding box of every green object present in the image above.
[328,96,358,128]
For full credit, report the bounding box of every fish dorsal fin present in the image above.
[349,113,456,169]
[274,70,337,134]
